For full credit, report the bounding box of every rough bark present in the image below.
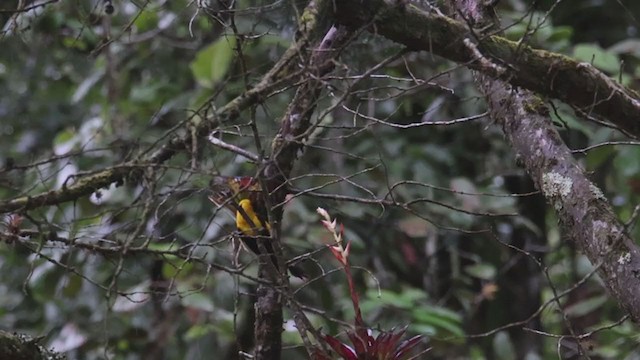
[253,281,284,360]
[254,15,353,360]
[0,331,64,360]
[453,0,640,325]
[331,0,640,138]
[251,1,352,358]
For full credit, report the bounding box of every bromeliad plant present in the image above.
[313,208,425,360]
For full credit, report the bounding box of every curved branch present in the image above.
[332,0,640,138]
[0,18,308,215]
[456,0,640,322]
[0,166,132,214]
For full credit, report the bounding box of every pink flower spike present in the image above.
[328,245,346,265]
[316,207,330,221]
[343,241,351,260]
[321,220,332,231]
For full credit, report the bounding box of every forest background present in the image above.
[1,0,640,359]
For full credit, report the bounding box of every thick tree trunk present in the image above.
[452,0,640,327]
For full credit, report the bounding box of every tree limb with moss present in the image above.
[453,0,640,325]
[331,0,640,138]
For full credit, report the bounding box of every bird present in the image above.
[209,176,305,279]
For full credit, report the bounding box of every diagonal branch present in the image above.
[0,10,314,215]
[331,0,640,138]
[454,0,640,323]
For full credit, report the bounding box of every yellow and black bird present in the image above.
[209,176,305,278]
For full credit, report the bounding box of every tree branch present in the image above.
[248,4,358,359]
[331,0,640,138]
[244,1,353,358]
[0,12,310,215]
[454,0,640,322]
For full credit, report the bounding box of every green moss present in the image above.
[523,95,548,115]
[299,10,316,33]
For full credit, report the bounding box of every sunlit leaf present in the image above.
[181,292,215,312]
[53,128,76,155]
[190,36,237,88]
[464,263,497,280]
[411,307,464,337]
[573,43,621,74]
[134,9,158,32]
[61,274,82,298]
[564,295,608,317]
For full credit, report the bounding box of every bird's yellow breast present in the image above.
[236,199,270,236]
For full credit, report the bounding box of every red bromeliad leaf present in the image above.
[393,334,424,359]
[312,348,332,360]
[370,332,384,357]
[346,328,374,356]
[386,327,407,350]
[323,334,357,360]
[366,328,408,359]
[321,326,423,359]
[384,328,410,359]
[346,331,365,356]
[375,331,393,358]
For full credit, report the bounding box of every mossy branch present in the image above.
[332,0,640,137]
[456,0,640,323]
[0,330,64,360]
[0,12,310,215]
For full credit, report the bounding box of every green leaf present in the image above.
[62,274,82,298]
[504,22,526,41]
[586,145,615,170]
[550,106,593,138]
[134,10,158,32]
[546,26,573,43]
[464,263,497,280]
[493,331,516,360]
[564,295,607,317]
[184,324,216,341]
[162,260,194,279]
[181,292,215,312]
[614,146,640,177]
[411,307,463,337]
[190,36,237,88]
[377,289,415,309]
[408,323,436,336]
[130,83,160,103]
[573,43,621,74]
[53,128,77,155]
